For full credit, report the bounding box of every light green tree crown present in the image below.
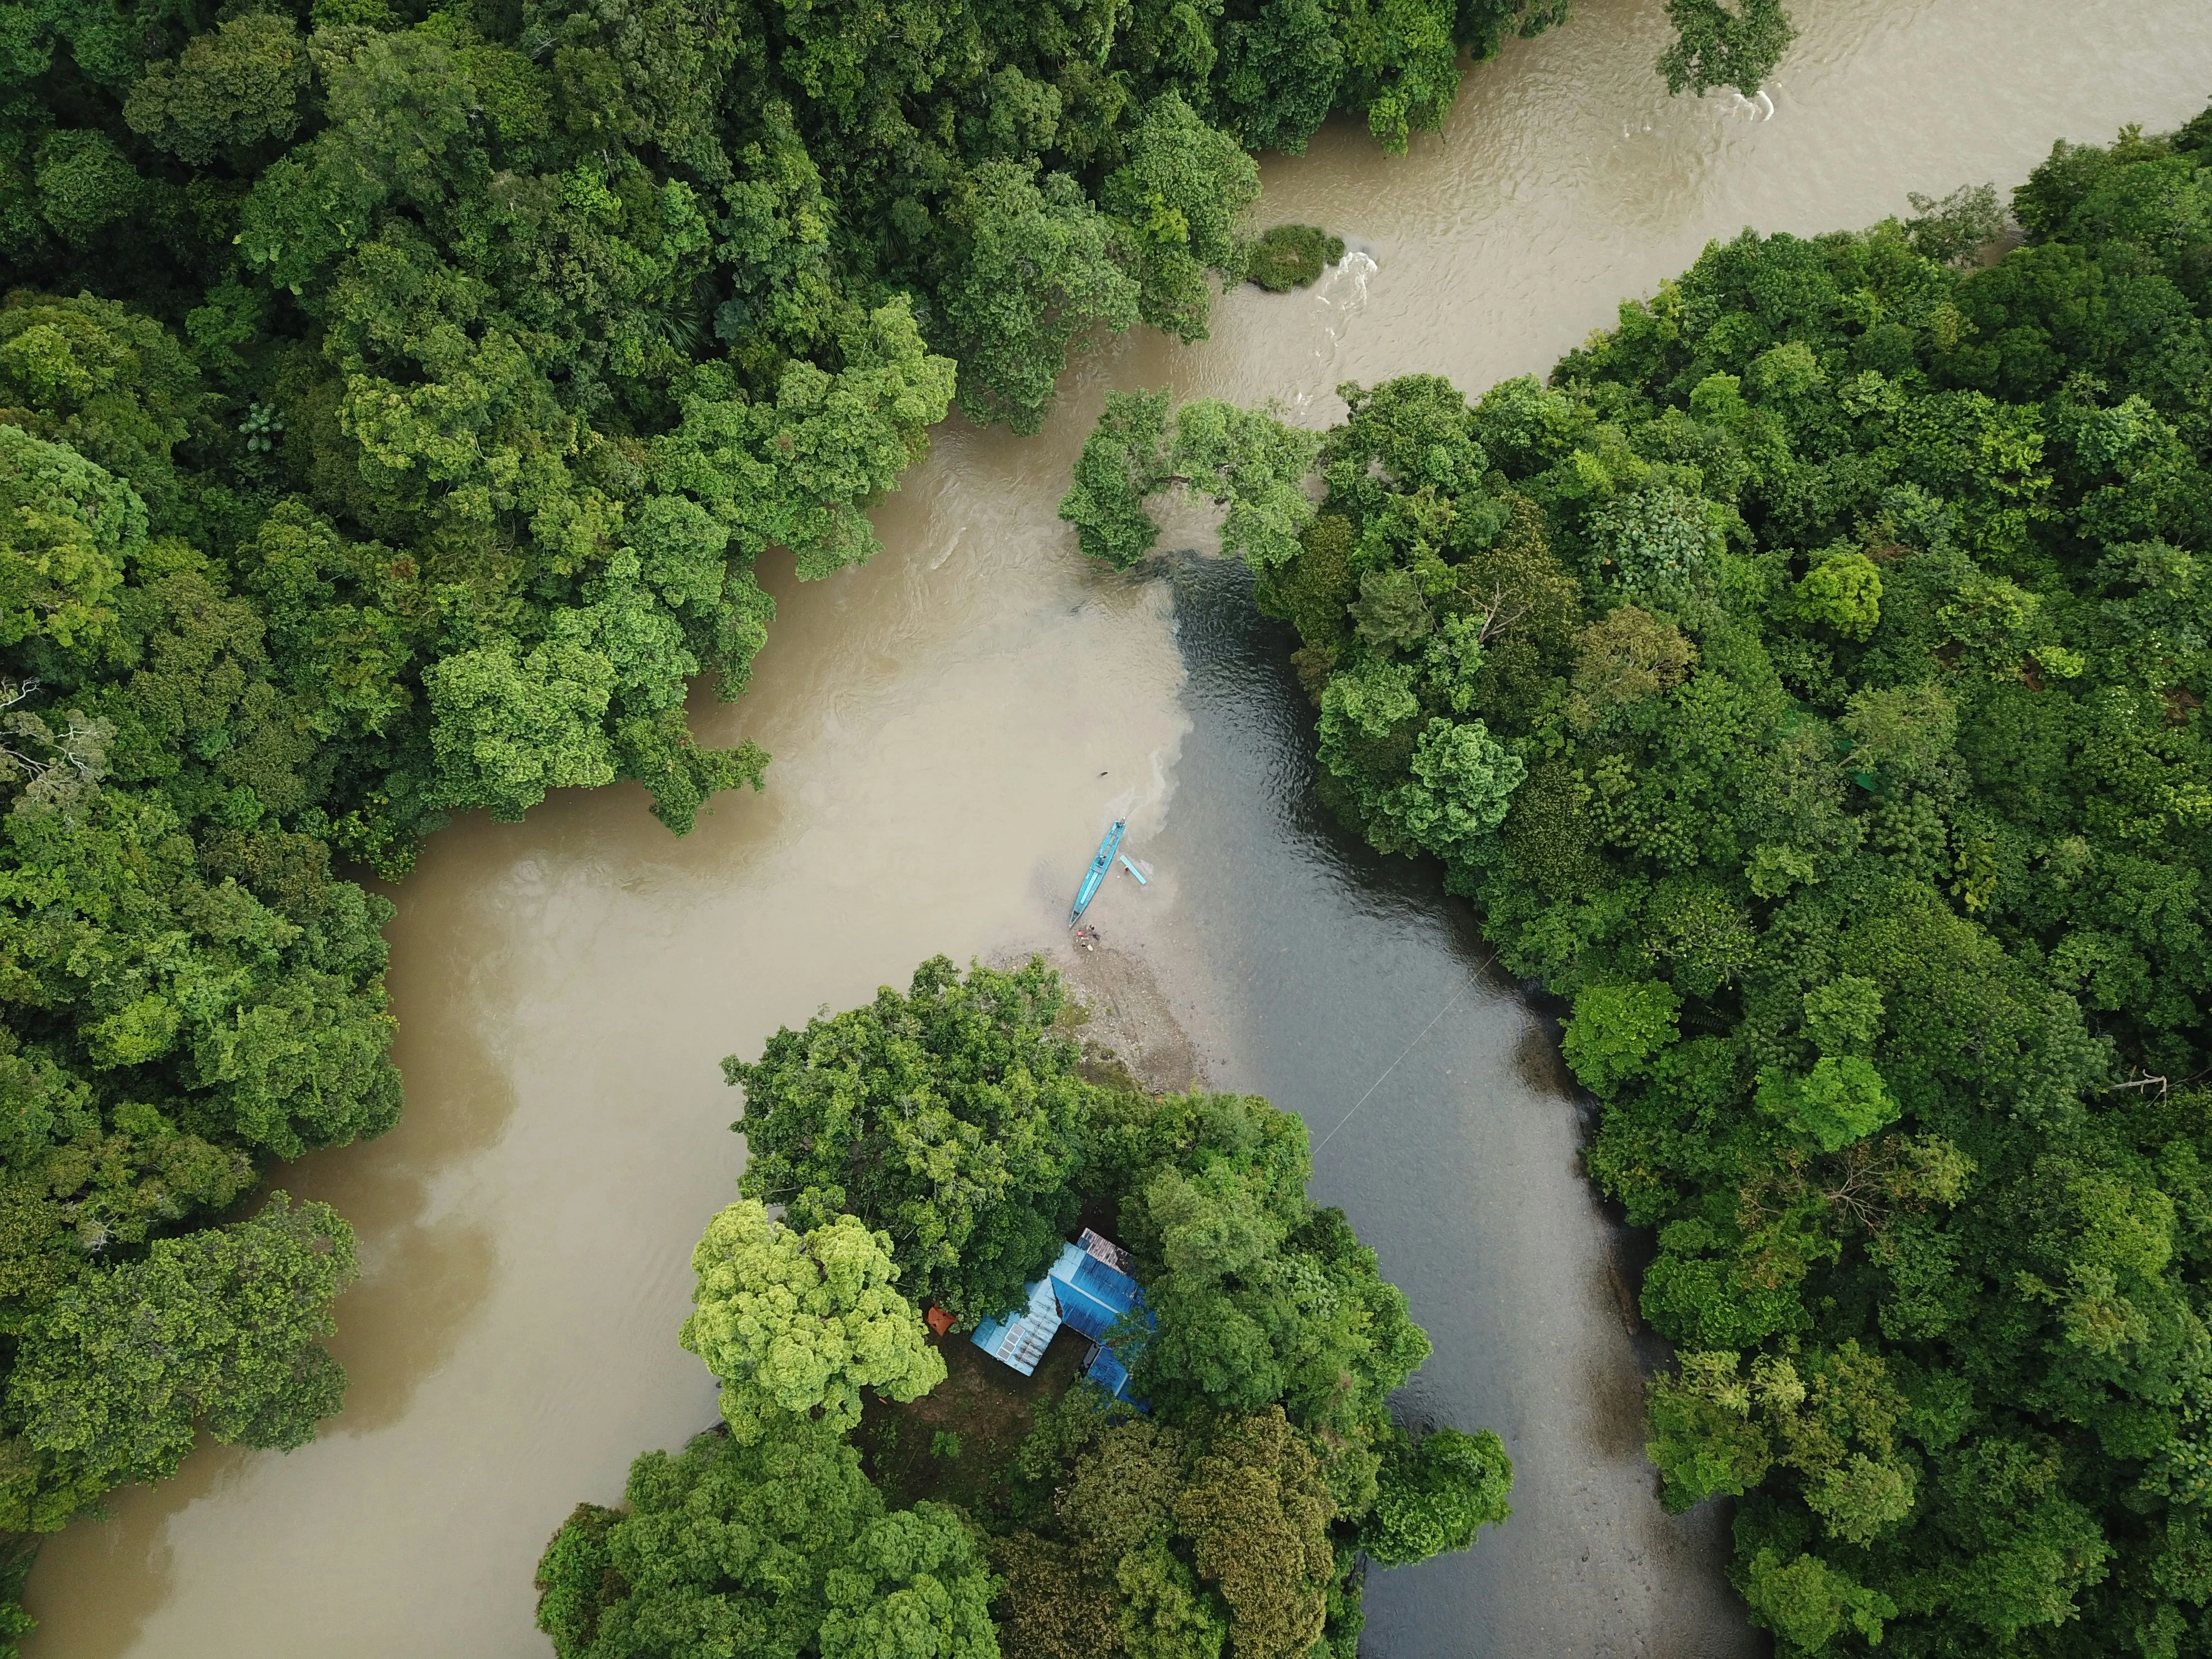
[680,1199,946,1441]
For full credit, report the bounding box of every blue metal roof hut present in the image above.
[970,1228,1151,1404]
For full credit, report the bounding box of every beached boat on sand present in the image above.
[1069,819,1125,926]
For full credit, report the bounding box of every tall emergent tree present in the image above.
[682,1200,947,1441]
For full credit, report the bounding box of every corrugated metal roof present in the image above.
[1052,1237,1151,1404]
[1050,1241,1138,1341]
[968,1274,1062,1376]
[1084,1340,1134,1401]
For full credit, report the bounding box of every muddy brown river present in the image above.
[25,2,2212,1653]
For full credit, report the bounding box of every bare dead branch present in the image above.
[1473,585,1529,644]
[2104,1074,2171,1099]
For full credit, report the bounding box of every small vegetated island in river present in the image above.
[1063,109,2212,1656]
[536,956,1514,1659]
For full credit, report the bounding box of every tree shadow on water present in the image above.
[19,817,530,1656]
[19,1438,246,1658]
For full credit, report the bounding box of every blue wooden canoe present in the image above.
[1070,820,1126,926]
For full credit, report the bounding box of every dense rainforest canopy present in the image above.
[539,956,1514,1659]
[1064,108,2212,1655]
[0,0,1793,1637]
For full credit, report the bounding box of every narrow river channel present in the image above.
[24,2,2212,1653]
